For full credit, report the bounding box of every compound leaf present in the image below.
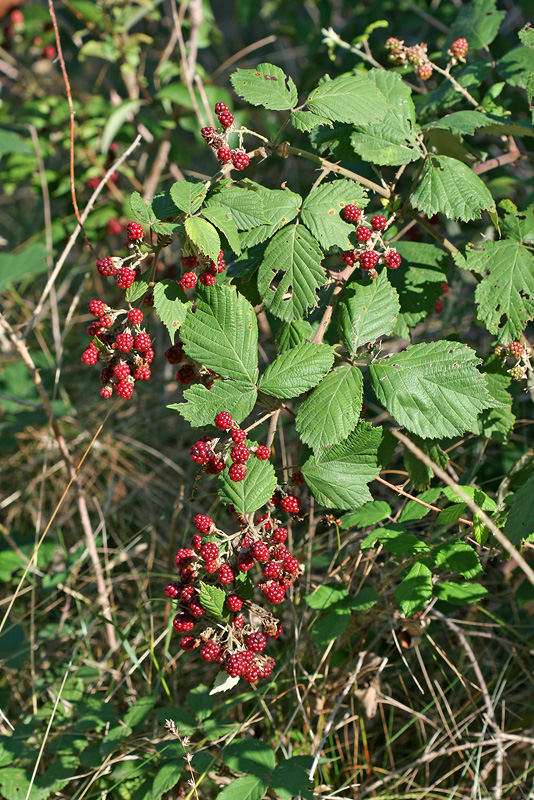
[411,155,496,222]
[230,62,297,110]
[306,73,388,126]
[258,343,335,398]
[152,280,190,342]
[338,270,400,356]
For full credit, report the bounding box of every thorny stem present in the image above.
[286,146,390,197]
[430,60,480,108]
[313,264,358,344]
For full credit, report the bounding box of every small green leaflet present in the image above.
[473,360,515,442]
[503,474,534,545]
[180,284,258,385]
[169,178,207,215]
[434,581,489,604]
[300,179,368,251]
[338,270,400,356]
[258,343,335,398]
[351,587,378,611]
[224,739,276,777]
[125,272,150,303]
[395,561,432,616]
[306,73,388,126]
[239,184,302,249]
[201,204,241,255]
[455,240,534,343]
[389,242,449,337]
[411,155,496,223]
[403,433,449,491]
[341,500,392,529]
[129,191,157,227]
[290,109,332,131]
[152,280,190,342]
[230,62,298,110]
[305,583,349,610]
[361,527,430,556]
[445,0,505,51]
[184,217,220,261]
[216,775,269,800]
[399,487,442,523]
[296,365,363,454]
[257,224,325,322]
[275,320,313,352]
[301,420,382,510]
[0,243,49,291]
[218,450,277,515]
[199,582,226,618]
[208,184,267,231]
[369,341,494,439]
[311,608,351,647]
[170,380,257,427]
[432,542,482,579]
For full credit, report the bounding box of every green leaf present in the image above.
[428,110,534,137]
[224,739,276,776]
[301,420,382,510]
[218,449,276,514]
[230,62,298,110]
[202,204,241,255]
[129,191,157,227]
[340,500,392,529]
[0,128,32,155]
[100,724,132,756]
[258,343,335,398]
[361,526,430,556]
[216,775,269,800]
[257,224,325,322]
[296,365,363,454]
[125,272,150,303]
[199,582,227,618]
[395,562,433,616]
[170,381,257,427]
[169,179,207,215]
[270,757,313,800]
[351,587,379,611]
[300,179,368,251]
[306,73,388,126]
[305,583,349,610]
[403,434,449,491]
[290,110,332,131]
[351,70,421,166]
[456,240,534,343]
[311,608,351,647]
[0,768,48,800]
[503,474,534,545]
[0,244,49,291]
[124,696,157,728]
[389,242,449,336]
[369,341,494,439]
[437,503,467,525]
[152,280,190,342]
[184,217,220,261]
[240,184,302,249]
[446,0,505,50]
[209,671,241,695]
[151,761,182,800]
[338,270,400,356]
[398,487,442,523]
[443,485,496,511]
[432,542,482,578]
[434,581,489,605]
[411,155,496,223]
[275,320,313,352]
[208,184,267,231]
[101,99,142,154]
[180,284,258,384]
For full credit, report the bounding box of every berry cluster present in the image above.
[200,102,250,171]
[340,206,401,278]
[166,506,301,683]
[495,340,531,382]
[177,249,227,290]
[385,36,468,80]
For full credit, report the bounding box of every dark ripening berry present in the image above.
[231,149,250,170]
[205,457,226,474]
[255,445,271,460]
[231,428,246,444]
[226,594,243,611]
[115,332,134,353]
[247,631,267,653]
[341,250,357,266]
[237,551,254,572]
[217,145,232,164]
[371,215,387,231]
[116,267,136,290]
[434,299,444,314]
[218,110,235,127]
[200,641,221,662]
[256,513,272,531]
[281,495,300,514]
[195,514,214,534]
[231,443,250,464]
[215,411,233,430]
[359,251,380,271]
[176,364,196,384]
[343,205,362,223]
[173,613,195,632]
[356,225,372,243]
[165,344,184,364]
[229,463,247,482]
[127,308,144,324]
[165,581,182,599]
[100,366,114,384]
[126,221,144,241]
[97,256,117,276]
[179,272,197,290]
[214,102,229,114]
[201,126,217,139]
[179,635,196,650]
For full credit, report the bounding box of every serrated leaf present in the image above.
[474,361,515,442]
[151,762,182,800]
[180,284,258,384]
[350,587,379,611]
[129,191,157,227]
[300,179,368,251]
[258,343,335,398]
[434,581,489,604]
[170,381,257,427]
[437,503,466,524]
[457,240,534,343]
[201,204,241,255]
[399,487,442,523]
[152,280,190,342]
[427,110,534,137]
[123,696,157,728]
[369,341,494,439]
[257,224,325,322]
[446,0,505,50]
[230,62,297,110]
[305,583,349,610]
[443,485,496,511]
[311,608,351,647]
[290,110,332,131]
[224,739,276,777]
[209,184,267,231]
[395,561,433,616]
[0,768,48,800]
[503,474,534,545]
[240,185,302,249]
[169,178,207,214]
[339,270,400,356]
[184,217,220,261]
[199,581,226,618]
[218,451,276,514]
[275,320,313,352]
[216,775,269,800]
[432,542,482,578]
[296,365,363,454]
[411,155,496,222]
[209,671,240,695]
[389,242,449,336]
[362,527,430,556]
[270,757,314,800]
[341,501,392,529]
[306,73,388,126]
[125,273,150,303]
[403,434,449,491]
[301,420,382,510]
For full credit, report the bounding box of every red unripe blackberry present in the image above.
[100,386,113,399]
[217,146,232,164]
[214,102,229,114]
[371,215,387,231]
[216,251,227,273]
[356,225,372,242]
[126,221,144,241]
[231,428,246,443]
[114,362,130,380]
[417,62,433,81]
[233,615,245,629]
[262,582,285,604]
[134,333,151,352]
[229,463,247,482]
[215,411,233,430]
[195,514,214,534]
[434,299,444,314]
[107,218,123,236]
[87,321,102,337]
[226,595,243,611]
[165,344,184,364]
[359,251,380,271]
[115,332,134,353]
[97,256,117,276]
[231,149,250,170]
[341,250,357,266]
[179,635,196,650]
[283,556,299,573]
[180,567,197,584]
[204,560,220,574]
[201,126,217,139]
[189,441,211,465]
[180,585,195,602]
[101,366,114,384]
[272,527,288,543]
[281,495,300,514]
[256,513,272,531]
[218,110,234,127]
[247,632,267,653]
[127,308,144,324]
[252,541,270,562]
[116,267,136,289]
[176,364,196,384]
[144,348,155,364]
[258,657,275,677]
[99,315,113,328]
[179,272,197,290]
[254,445,271,460]
[231,443,250,464]
[191,534,203,552]
[343,205,362,223]
[274,544,291,561]
[42,45,57,60]
[218,564,234,584]
[243,665,260,682]
[509,341,524,358]
[237,551,255,572]
[384,249,402,269]
[175,548,194,565]
[450,38,468,58]
[441,282,449,295]
[225,652,244,677]
[205,458,226,474]
[165,581,182,599]
[189,600,204,617]
[134,365,151,381]
[89,299,106,316]
[10,9,24,24]
[200,542,219,561]
[200,641,221,662]
[263,561,282,579]
[81,346,99,365]
[173,613,195,632]
[199,270,216,286]
[180,255,199,269]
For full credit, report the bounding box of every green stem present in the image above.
[286,146,390,197]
